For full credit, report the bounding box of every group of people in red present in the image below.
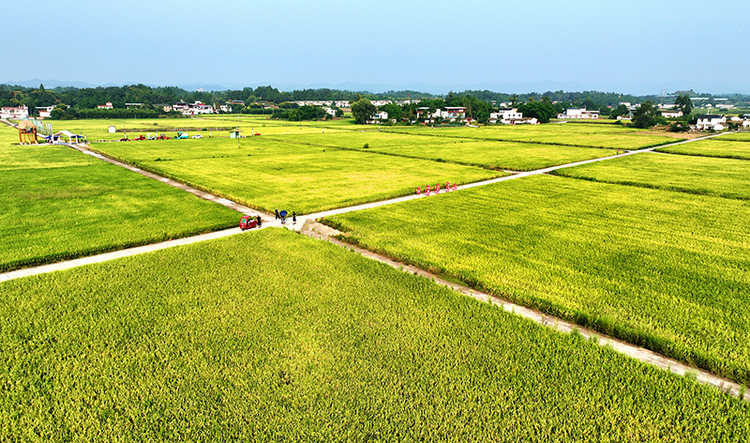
[415,181,458,196]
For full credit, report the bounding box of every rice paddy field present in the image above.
[91,137,502,214]
[656,138,750,160]
[261,131,619,171]
[323,174,750,384]
[552,152,750,200]
[379,123,679,149]
[0,125,238,272]
[720,132,750,142]
[1,229,747,441]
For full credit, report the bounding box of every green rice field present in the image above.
[1,229,747,441]
[91,137,501,214]
[323,175,750,384]
[262,131,618,171]
[380,122,679,149]
[656,138,750,160]
[0,126,238,272]
[720,132,750,142]
[552,152,750,200]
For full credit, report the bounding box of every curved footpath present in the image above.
[2,131,747,401]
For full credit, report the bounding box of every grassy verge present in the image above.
[1,229,747,441]
[322,175,750,384]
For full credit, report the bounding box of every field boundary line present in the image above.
[300,220,749,402]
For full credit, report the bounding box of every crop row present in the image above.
[656,138,750,160]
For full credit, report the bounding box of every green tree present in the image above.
[50,104,70,120]
[674,94,693,117]
[517,100,556,123]
[379,103,402,121]
[610,104,630,119]
[632,101,659,128]
[351,95,376,124]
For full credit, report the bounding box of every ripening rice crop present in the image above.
[0,140,238,272]
[552,152,750,200]
[0,229,748,441]
[323,174,750,385]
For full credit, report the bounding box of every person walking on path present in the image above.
[257,215,262,228]
[275,209,279,219]
[292,212,297,225]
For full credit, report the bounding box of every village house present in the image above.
[695,114,726,130]
[557,108,599,119]
[36,106,55,119]
[416,106,467,122]
[97,102,113,110]
[488,108,535,124]
[0,106,29,119]
[173,101,214,116]
[660,109,684,119]
[372,111,388,120]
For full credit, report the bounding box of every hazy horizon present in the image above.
[2,1,745,96]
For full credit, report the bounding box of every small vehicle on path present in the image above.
[239,215,259,230]
[132,135,146,141]
[175,132,189,139]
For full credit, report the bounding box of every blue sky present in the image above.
[2,1,746,94]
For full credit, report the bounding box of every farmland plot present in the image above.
[1,229,747,441]
[552,152,750,200]
[657,139,750,160]
[323,175,750,384]
[382,123,678,149]
[0,136,238,272]
[92,137,501,214]
[262,131,618,171]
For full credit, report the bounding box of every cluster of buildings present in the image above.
[411,106,538,125]
[294,99,419,108]
[170,101,215,116]
[415,106,467,124]
[694,114,750,131]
